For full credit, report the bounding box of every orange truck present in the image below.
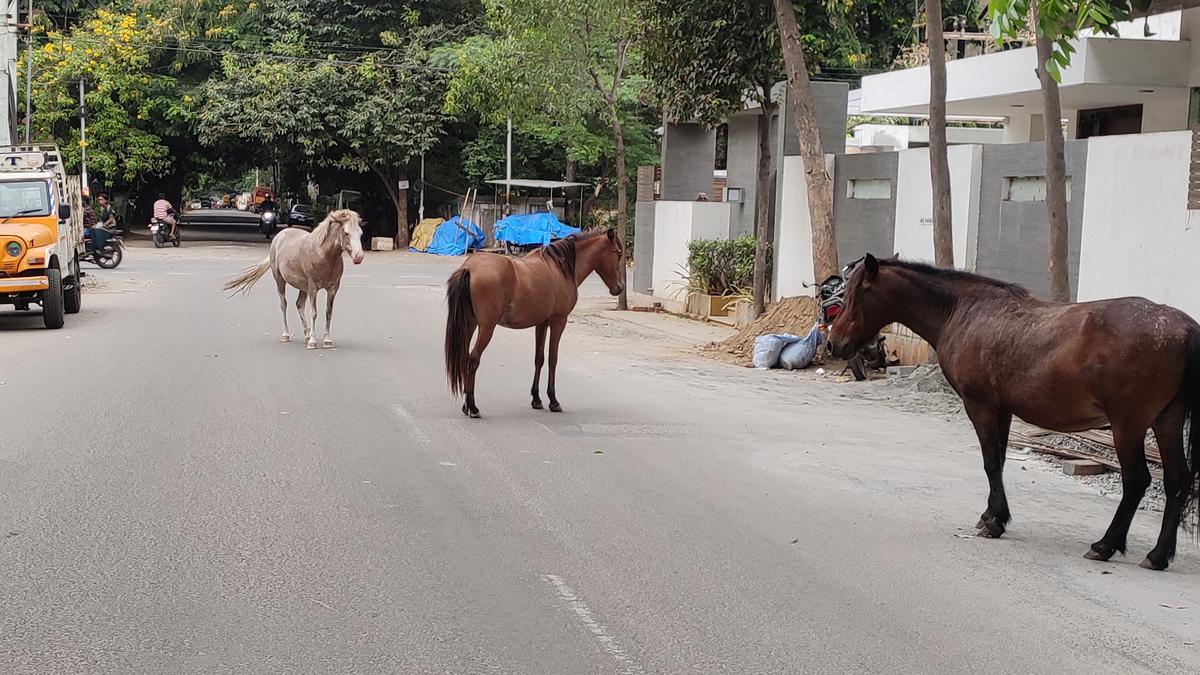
[0,145,84,328]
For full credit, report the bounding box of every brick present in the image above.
[1062,460,1107,476]
[370,237,394,251]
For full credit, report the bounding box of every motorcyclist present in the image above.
[90,194,115,252]
[152,192,178,239]
[260,193,278,214]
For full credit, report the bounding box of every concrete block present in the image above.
[371,237,394,251]
[1062,460,1107,476]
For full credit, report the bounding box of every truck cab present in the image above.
[0,146,84,328]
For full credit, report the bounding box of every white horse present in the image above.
[224,209,365,349]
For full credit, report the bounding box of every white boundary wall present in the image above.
[891,145,982,269]
[650,201,731,306]
[1077,130,1200,318]
[774,155,820,299]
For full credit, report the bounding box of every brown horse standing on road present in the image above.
[828,254,1200,571]
[444,229,624,418]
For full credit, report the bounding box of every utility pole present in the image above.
[24,0,31,143]
[419,152,425,221]
[505,117,512,214]
[78,77,87,195]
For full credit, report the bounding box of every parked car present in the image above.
[288,203,315,228]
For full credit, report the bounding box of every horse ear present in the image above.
[606,228,616,241]
[865,253,880,280]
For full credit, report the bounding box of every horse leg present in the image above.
[531,322,548,409]
[546,317,568,413]
[1143,401,1189,570]
[963,401,1012,538]
[295,290,310,344]
[1085,423,1151,562]
[307,291,320,350]
[464,321,496,418]
[275,274,290,342]
[323,285,338,348]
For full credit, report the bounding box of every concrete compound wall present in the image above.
[660,122,716,201]
[1077,130,1200,318]
[650,201,731,308]
[831,152,899,266]
[632,202,657,296]
[725,113,765,238]
[774,155,831,299]
[975,140,1088,299]
[891,145,983,269]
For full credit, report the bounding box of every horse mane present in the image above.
[312,210,356,247]
[879,258,1033,300]
[537,229,609,280]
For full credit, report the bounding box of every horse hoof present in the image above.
[469,410,481,419]
[324,339,334,348]
[977,521,1005,538]
[1084,544,1116,562]
[549,402,562,413]
[306,341,317,351]
[280,334,291,343]
[531,400,543,410]
[1140,557,1168,571]
[462,404,470,416]
[975,519,987,530]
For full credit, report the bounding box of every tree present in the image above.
[643,0,781,316]
[199,10,449,247]
[989,0,1152,301]
[926,1,954,267]
[772,0,838,282]
[455,0,646,310]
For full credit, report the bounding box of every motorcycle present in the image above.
[151,213,181,248]
[813,260,889,381]
[260,209,279,238]
[82,227,124,269]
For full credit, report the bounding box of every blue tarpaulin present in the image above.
[419,216,484,256]
[493,212,580,247]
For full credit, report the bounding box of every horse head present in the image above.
[326,209,365,265]
[828,253,894,358]
[591,229,624,296]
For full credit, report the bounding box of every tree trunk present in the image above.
[610,105,630,311]
[927,0,954,267]
[1035,30,1071,302]
[392,186,409,249]
[752,89,776,317]
[772,0,837,283]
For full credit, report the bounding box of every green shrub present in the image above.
[685,235,767,296]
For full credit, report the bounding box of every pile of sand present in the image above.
[702,296,818,365]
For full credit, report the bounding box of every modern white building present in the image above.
[857,6,1200,143]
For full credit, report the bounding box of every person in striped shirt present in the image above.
[152,193,178,239]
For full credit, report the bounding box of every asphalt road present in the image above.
[2,244,1199,673]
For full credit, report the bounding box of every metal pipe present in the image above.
[78,77,87,194]
[24,0,33,143]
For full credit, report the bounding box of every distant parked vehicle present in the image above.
[288,203,315,228]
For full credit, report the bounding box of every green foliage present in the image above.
[988,0,1154,81]
[686,235,763,297]
[643,0,779,127]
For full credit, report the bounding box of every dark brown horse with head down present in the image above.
[445,230,624,418]
[829,254,1200,571]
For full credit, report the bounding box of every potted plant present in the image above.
[677,235,765,319]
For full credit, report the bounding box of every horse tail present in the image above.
[1184,328,1200,533]
[444,267,476,399]
[223,256,271,296]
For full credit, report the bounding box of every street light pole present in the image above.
[78,77,87,195]
[24,0,33,144]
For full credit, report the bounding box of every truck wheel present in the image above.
[43,268,65,329]
[64,273,82,315]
